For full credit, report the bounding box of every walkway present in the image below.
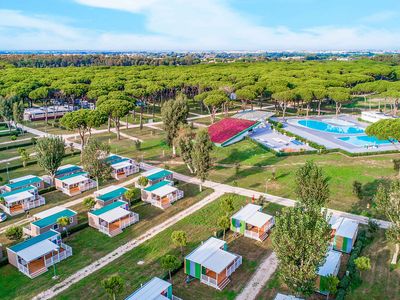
[235,252,278,300]
[32,191,224,300]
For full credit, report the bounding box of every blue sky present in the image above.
[0,0,399,50]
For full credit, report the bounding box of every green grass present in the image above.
[0,183,212,300]
[25,121,74,135]
[0,132,35,144]
[53,193,272,300]
[0,144,35,161]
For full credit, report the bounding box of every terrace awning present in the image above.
[17,239,59,263]
[246,211,273,228]
[99,207,131,223]
[202,249,237,273]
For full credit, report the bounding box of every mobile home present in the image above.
[55,164,83,179]
[0,186,45,216]
[316,250,342,295]
[88,201,139,237]
[1,175,44,193]
[94,185,128,208]
[185,237,242,290]
[230,204,274,241]
[54,172,96,196]
[140,168,174,186]
[6,230,72,278]
[125,277,176,300]
[23,105,73,121]
[141,180,184,209]
[24,206,78,237]
[106,154,139,180]
[329,216,359,253]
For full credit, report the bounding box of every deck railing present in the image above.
[200,274,218,289]
[23,196,45,210]
[45,243,73,267]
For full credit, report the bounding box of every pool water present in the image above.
[297,119,364,134]
[338,135,394,147]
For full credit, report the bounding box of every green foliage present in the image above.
[83,197,96,211]
[81,138,112,185]
[17,147,30,167]
[124,188,141,205]
[137,176,149,187]
[171,230,188,256]
[219,195,235,216]
[160,254,181,282]
[5,226,23,241]
[352,181,363,200]
[217,215,230,240]
[192,128,213,190]
[175,125,195,173]
[354,256,371,273]
[366,119,400,142]
[35,136,65,181]
[101,275,124,300]
[294,160,330,211]
[271,206,331,297]
[325,274,340,299]
[161,97,189,149]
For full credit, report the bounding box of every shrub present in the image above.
[5,226,23,241]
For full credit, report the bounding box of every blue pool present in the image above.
[297,119,364,134]
[338,135,394,147]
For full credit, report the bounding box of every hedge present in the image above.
[38,186,56,195]
[0,140,34,151]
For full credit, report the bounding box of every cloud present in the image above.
[360,11,398,23]
[1,2,400,51]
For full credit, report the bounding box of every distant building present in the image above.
[105,154,140,180]
[361,111,396,123]
[140,168,174,186]
[141,180,184,210]
[1,175,44,193]
[94,185,129,208]
[54,172,96,196]
[0,186,45,216]
[23,105,73,121]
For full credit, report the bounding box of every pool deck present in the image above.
[275,115,399,154]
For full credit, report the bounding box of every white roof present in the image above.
[151,185,178,197]
[33,206,67,219]
[125,277,171,300]
[246,211,273,228]
[274,293,303,300]
[94,185,122,196]
[17,239,59,262]
[231,204,262,222]
[317,250,342,277]
[99,207,131,223]
[186,237,226,265]
[202,248,237,273]
[4,191,34,204]
[111,161,133,170]
[9,175,37,183]
[329,217,358,239]
[141,168,164,177]
[61,174,88,185]
[57,164,76,171]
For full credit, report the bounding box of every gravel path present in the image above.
[236,252,278,300]
[32,190,224,300]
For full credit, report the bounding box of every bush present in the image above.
[5,226,23,241]
[38,186,56,195]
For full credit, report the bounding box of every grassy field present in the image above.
[0,132,36,144]
[0,144,35,161]
[24,120,74,135]
[53,194,276,300]
[0,183,212,300]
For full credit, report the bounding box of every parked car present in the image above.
[0,212,7,222]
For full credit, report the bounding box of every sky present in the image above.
[0,0,400,51]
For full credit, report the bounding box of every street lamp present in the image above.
[52,248,59,280]
[6,163,10,182]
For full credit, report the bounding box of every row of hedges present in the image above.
[38,186,56,195]
[0,140,34,151]
[0,129,22,137]
[335,230,369,300]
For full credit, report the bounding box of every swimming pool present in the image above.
[338,135,393,147]
[296,119,364,134]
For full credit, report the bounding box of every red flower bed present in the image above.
[208,118,257,144]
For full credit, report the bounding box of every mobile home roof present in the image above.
[125,277,171,300]
[32,208,76,228]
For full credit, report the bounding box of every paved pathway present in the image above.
[236,252,278,300]
[32,190,224,300]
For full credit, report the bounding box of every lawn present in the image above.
[0,183,212,300]
[0,132,36,144]
[24,120,74,135]
[52,193,276,300]
[0,144,35,161]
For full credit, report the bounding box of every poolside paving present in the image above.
[276,115,399,154]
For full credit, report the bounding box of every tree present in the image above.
[18,148,30,167]
[192,129,213,191]
[29,86,51,123]
[365,119,400,147]
[220,195,235,216]
[0,97,14,130]
[272,90,295,120]
[352,181,363,200]
[35,136,65,184]
[294,160,330,213]
[271,206,331,297]
[203,92,228,123]
[57,216,71,236]
[12,100,24,127]
[325,274,340,300]
[98,100,134,140]
[81,138,112,189]
[354,256,371,276]
[137,176,149,187]
[171,230,188,257]
[217,215,230,241]
[83,196,96,211]
[160,254,181,282]
[374,181,400,264]
[328,89,350,117]
[101,275,124,300]
[175,125,195,173]
[124,188,140,206]
[235,88,257,111]
[161,97,189,156]
[5,226,23,240]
